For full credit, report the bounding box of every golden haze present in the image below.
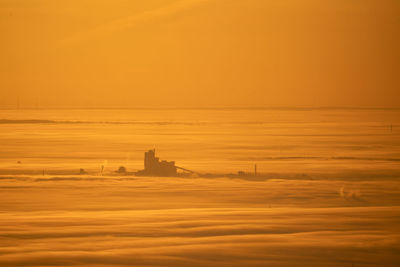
[1,1,400,267]
[0,0,399,108]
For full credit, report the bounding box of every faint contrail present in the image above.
[61,0,213,45]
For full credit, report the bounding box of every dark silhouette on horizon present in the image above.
[135,149,177,177]
[133,149,257,179]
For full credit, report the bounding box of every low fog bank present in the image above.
[1,207,399,266]
[1,177,399,266]
[1,176,400,211]
[1,168,400,181]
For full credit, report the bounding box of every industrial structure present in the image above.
[135,149,177,176]
[132,149,255,178]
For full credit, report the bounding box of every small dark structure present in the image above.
[116,166,127,174]
[135,149,177,177]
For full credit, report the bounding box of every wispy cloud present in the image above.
[61,0,212,45]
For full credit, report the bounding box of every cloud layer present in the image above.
[1,177,400,266]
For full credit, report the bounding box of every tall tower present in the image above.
[144,149,156,171]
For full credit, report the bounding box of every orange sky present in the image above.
[0,0,399,108]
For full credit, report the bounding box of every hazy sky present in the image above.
[0,0,399,108]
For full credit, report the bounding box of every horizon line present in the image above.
[1,106,400,111]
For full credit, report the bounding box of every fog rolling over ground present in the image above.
[0,108,400,266]
[1,0,399,265]
[1,108,399,177]
[1,177,400,266]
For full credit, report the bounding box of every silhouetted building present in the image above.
[136,149,177,176]
[116,166,127,174]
